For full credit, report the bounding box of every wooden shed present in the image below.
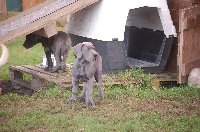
[0,0,200,84]
[22,0,46,11]
[166,0,200,83]
[0,0,46,21]
[67,0,200,84]
[67,0,177,74]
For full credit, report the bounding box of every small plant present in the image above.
[103,67,155,89]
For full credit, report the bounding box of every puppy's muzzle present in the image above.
[77,74,89,82]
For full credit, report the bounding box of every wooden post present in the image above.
[193,0,200,4]
[31,76,46,91]
[33,22,58,38]
[22,0,46,11]
[1,0,7,17]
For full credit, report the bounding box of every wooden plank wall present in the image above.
[193,0,200,4]
[22,0,46,11]
[0,0,2,13]
[0,0,7,21]
[0,0,7,15]
[178,6,200,83]
[165,0,193,72]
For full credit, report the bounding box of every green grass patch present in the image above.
[0,38,200,131]
[0,87,199,132]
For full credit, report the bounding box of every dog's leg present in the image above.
[80,82,87,101]
[68,77,79,104]
[44,51,53,71]
[86,79,95,107]
[61,49,69,71]
[95,73,104,100]
[52,48,61,73]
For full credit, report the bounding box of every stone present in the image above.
[188,68,200,88]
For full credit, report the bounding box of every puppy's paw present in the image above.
[86,100,95,108]
[51,68,60,73]
[44,67,52,72]
[61,65,67,71]
[98,96,104,100]
[67,98,77,104]
[79,95,86,102]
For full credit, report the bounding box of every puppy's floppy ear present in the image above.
[72,43,83,58]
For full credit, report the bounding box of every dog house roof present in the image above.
[67,0,177,41]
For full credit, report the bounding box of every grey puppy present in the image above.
[68,42,104,107]
[23,31,71,72]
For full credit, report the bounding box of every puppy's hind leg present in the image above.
[52,48,61,73]
[44,51,53,71]
[68,77,79,104]
[61,49,69,71]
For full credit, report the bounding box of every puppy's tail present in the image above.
[0,43,9,67]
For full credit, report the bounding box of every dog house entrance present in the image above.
[124,7,174,73]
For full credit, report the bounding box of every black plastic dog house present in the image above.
[67,0,177,73]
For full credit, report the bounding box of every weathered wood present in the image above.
[9,68,23,81]
[178,9,185,84]
[0,0,2,13]
[1,0,7,15]
[0,0,100,44]
[22,0,46,11]
[193,0,200,5]
[182,58,200,76]
[31,76,46,90]
[165,0,193,73]
[178,5,200,83]
[12,79,31,89]
[9,64,178,93]
[33,22,58,38]
[9,65,72,90]
[152,72,177,87]
[184,14,200,29]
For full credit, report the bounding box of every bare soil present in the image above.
[0,80,13,95]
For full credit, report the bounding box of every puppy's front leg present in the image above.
[68,77,79,104]
[86,79,95,107]
[80,82,87,101]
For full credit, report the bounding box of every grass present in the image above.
[0,38,200,132]
[0,86,199,132]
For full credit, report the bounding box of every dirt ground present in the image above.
[0,80,13,95]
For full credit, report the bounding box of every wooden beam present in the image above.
[22,0,46,11]
[33,23,58,38]
[1,0,7,16]
[0,0,100,44]
[193,0,200,4]
[178,10,185,84]
[182,58,200,76]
